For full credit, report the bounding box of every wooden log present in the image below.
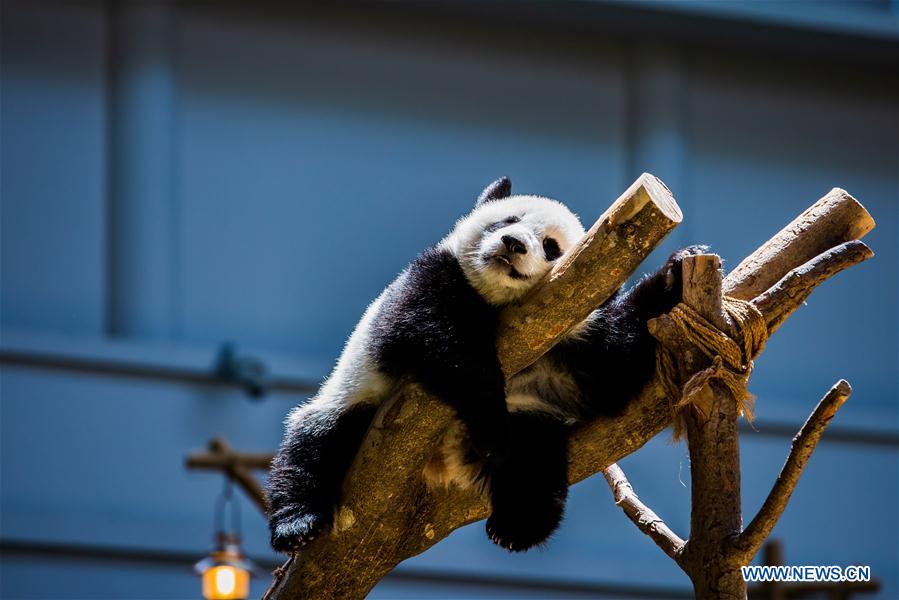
[724,188,873,300]
[674,255,747,599]
[752,241,873,334]
[569,193,873,484]
[648,241,874,348]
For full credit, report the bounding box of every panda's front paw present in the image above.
[663,244,711,295]
[269,507,330,553]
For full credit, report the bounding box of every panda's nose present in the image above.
[502,235,527,255]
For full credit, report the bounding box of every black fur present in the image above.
[542,237,562,261]
[476,176,512,206]
[552,245,708,419]
[485,216,521,233]
[268,402,377,551]
[372,248,508,459]
[486,411,568,551]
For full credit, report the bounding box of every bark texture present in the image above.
[675,255,748,599]
[734,380,853,562]
[612,254,862,600]
[724,188,873,300]
[603,463,685,564]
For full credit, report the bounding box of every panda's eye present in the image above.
[543,237,562,261]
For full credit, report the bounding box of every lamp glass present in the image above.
[201,564,249,600]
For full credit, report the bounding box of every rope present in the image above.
[656,297,768,441]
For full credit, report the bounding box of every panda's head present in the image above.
[443,177,585,306]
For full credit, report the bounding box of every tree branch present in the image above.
[724,188,874,300]
[668,254,748,598]
[639,249,862,599]
[734,380,852,561]
[603,463,685,564]
[751,241,873,334]
[582,238,872,485]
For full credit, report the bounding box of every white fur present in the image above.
[441,195,585,306]
[422,420,480,488]
[286,287,395,432]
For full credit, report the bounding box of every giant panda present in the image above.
[267,177,702,553]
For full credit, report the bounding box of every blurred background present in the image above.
[1,1,897,598]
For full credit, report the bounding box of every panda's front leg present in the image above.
[414,356,510,466]
[486,411,569,552]
[624,244,711,320]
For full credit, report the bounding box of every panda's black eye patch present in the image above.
[543,237,562,261]
[485,216,521,233]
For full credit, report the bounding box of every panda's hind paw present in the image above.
[269,509,330,553]
[485,497,564,553]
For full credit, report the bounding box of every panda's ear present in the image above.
[475,177,512,207]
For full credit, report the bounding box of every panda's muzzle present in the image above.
[483,252,532,280]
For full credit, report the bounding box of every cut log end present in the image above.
[829,188,876,240]
[834,378,852,396]
[639,172,683,223]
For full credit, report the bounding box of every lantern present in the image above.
[195,532,253,600]
[195,479,262,600]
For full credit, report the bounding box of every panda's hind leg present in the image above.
[486,411,569,552]
[266,401,377,552]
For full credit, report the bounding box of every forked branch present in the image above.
[752,241,872,333]
[609,246,864,600]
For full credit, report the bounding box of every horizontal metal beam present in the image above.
[739,420,899,448]
[0,332,321,396]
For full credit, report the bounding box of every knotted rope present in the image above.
[656,297,768,441]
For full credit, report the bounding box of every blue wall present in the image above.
[2,1,897,598]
